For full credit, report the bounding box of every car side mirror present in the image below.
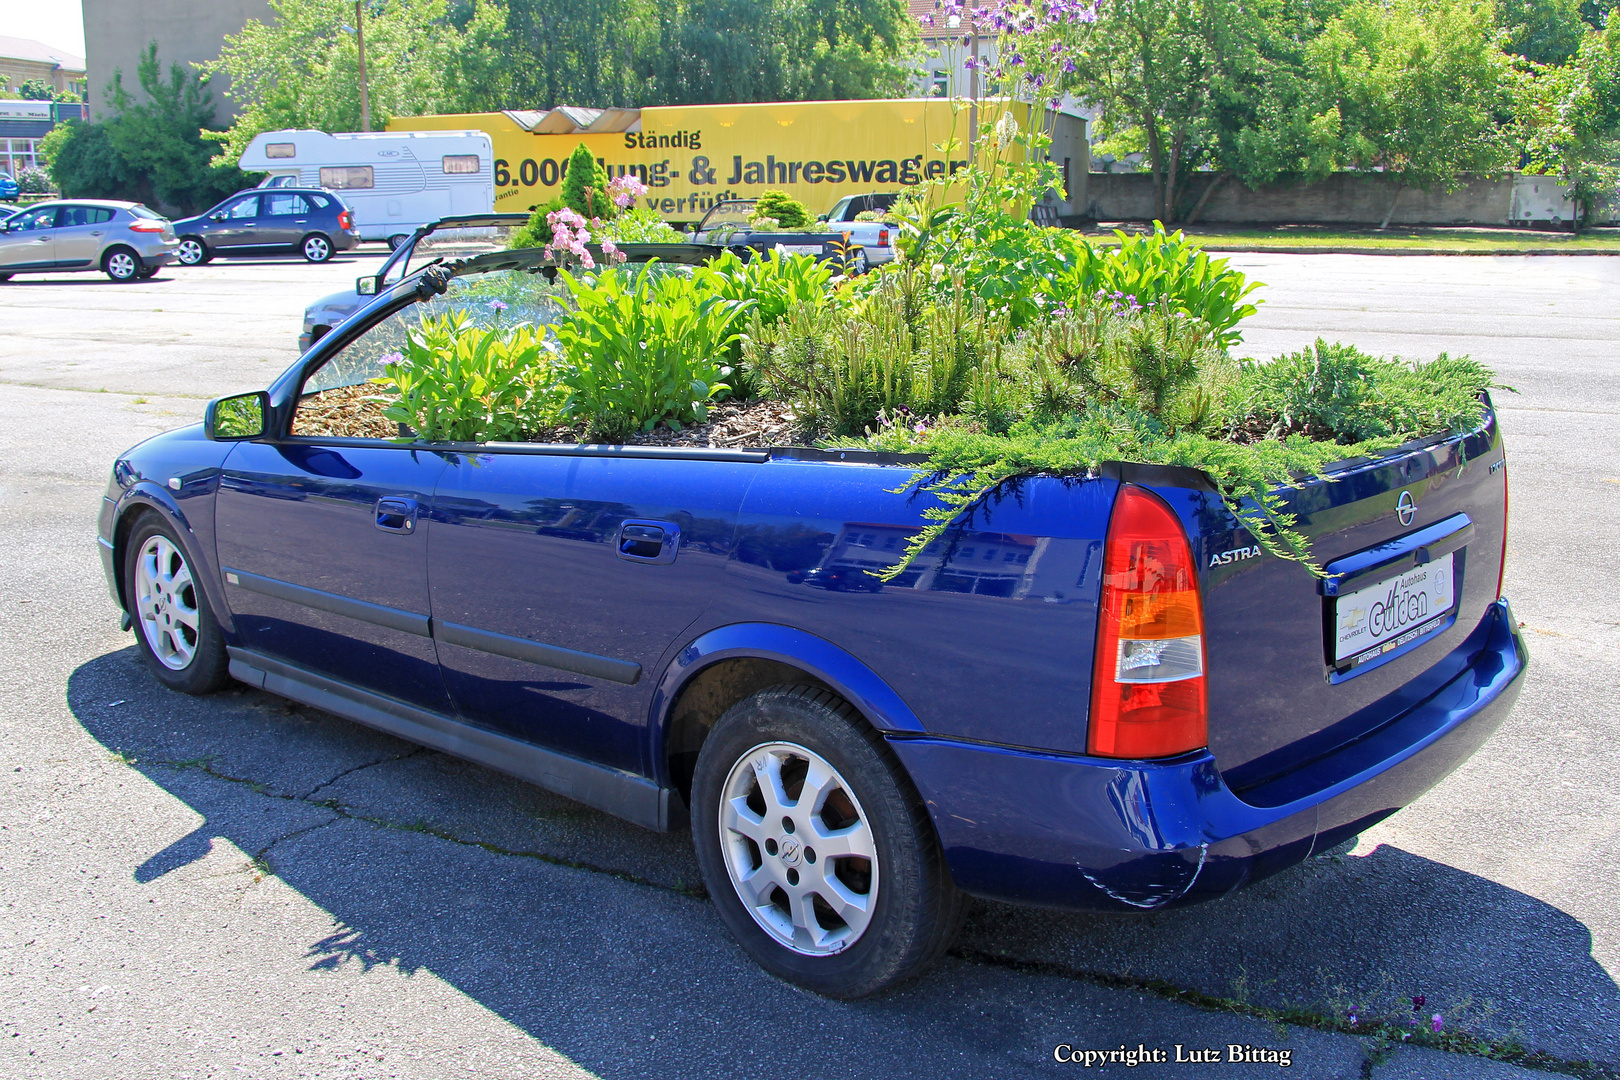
[204,391,268,441]
[817,214,828,222]
[356,275,378,295]
[211,212,227,222]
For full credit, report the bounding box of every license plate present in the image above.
[1332,552,1455,667]
[774,243,824,256]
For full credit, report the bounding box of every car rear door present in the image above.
[427,450,759,774]
[53,204,115,267]
[0,205,58,268]
[260,192,311,249]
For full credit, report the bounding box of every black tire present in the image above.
[690,685,966,998]
[301,233,334,263]
[176,236,210,265]
[136,266,158,280]
[386,233,409,251]
[0,272,12,282]
[103,246,142,282]
[123,514,231,695]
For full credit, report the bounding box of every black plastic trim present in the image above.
[434,620,643,685]
[226,649,674,830]
[223,567,430,637]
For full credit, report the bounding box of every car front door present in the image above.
[53,204,116,268]
[214,299,452,713]
[208,194,262,252]
[0,205,58,269]
[260,192,311,249]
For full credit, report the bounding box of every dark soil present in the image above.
[291,384,811,449]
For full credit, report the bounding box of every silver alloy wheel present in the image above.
[107,251,138,280]
[134,534,200,671]
[852,249,869,275]
[177,239,205,265]
[719,741,879,956]
[303,235,331,262]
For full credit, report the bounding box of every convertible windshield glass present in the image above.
[293,259,697,439]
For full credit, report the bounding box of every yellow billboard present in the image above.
[390,99,1076,220]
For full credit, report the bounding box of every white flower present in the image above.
[995,112,1018,150]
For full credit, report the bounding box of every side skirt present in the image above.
[226,647,681,832]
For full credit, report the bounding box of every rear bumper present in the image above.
[889,599,1527,912]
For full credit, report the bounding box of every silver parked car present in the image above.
[0,200,178,282]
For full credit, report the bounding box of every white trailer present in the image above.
[240,129,495,246]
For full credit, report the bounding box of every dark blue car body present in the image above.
[97,278,1525,916]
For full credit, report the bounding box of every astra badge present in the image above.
[1209,545,1262,568]
[1396,490,1417,527]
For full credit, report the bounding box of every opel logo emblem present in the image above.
[1396,490,1417,527]
[779,837,801,865]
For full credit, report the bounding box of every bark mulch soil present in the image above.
[291,384,809,449]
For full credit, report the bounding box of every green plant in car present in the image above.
[549,264,751,440]
[372,311,559,443]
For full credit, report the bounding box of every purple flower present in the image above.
[489,300,509,312]
[1431,1014,1444,1033]
[379,351,404,366]
[1412,996,1426,1010]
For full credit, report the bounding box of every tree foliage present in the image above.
[41,44,250,214]
[206,0,503,162]
[1518,17,1620,220]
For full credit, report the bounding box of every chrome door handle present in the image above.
[91,230,104,236]
[375,496,419,533]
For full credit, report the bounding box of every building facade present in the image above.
[0,36,87,100]
[82,0,272,120]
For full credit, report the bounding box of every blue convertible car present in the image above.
[99,245,1526,998]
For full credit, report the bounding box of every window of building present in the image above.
[265,142,297,159]
[930,70,949,97]
[319,166,374,190]
[442,154,480,174]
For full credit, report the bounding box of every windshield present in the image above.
[383,222,528,286]
[697,201,755,233]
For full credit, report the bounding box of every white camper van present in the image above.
[240,129,495,247]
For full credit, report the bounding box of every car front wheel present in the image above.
[176,237,209,265]
[387,234,409,251]
[690,685,965,998]
[104,247,142,282]
[301,234,333,263]
[124,514,231,694]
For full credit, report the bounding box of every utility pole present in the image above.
[356,1,371,132]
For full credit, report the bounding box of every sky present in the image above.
[2,0,86,58]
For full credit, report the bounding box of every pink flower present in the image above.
[607,174,649,209]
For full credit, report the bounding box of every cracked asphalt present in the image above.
[1,250,1615,1079]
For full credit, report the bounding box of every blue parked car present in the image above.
[98,244,1526,998]
[170,187,359,265]
[0,173,19,200]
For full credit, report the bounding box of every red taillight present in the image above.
[1496,455,1509,600]
[879,228,890,245]
[127,220,164,233]
[339,210,353,229]
[1089,484,1208,759]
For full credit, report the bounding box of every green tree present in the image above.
[42,44,250,214]
[206,0,504,162]
[1518,18,1620,225]
[1310,0,1518,225]
[1497,0,1588,63]
[17,78,57,101]
[561,142,613,219]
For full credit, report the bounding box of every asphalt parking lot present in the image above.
[0,249,1616,1079]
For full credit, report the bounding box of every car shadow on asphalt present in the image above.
[66,648,1620,1073]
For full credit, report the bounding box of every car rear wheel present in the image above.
[301,234,333,263]
[176,237,209,265]
[104,247,142,282]
[123,515,230,694]
[387,234,409,251]
[850,248,870,275]
[690,685,966,998]
[0,272,12,283]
